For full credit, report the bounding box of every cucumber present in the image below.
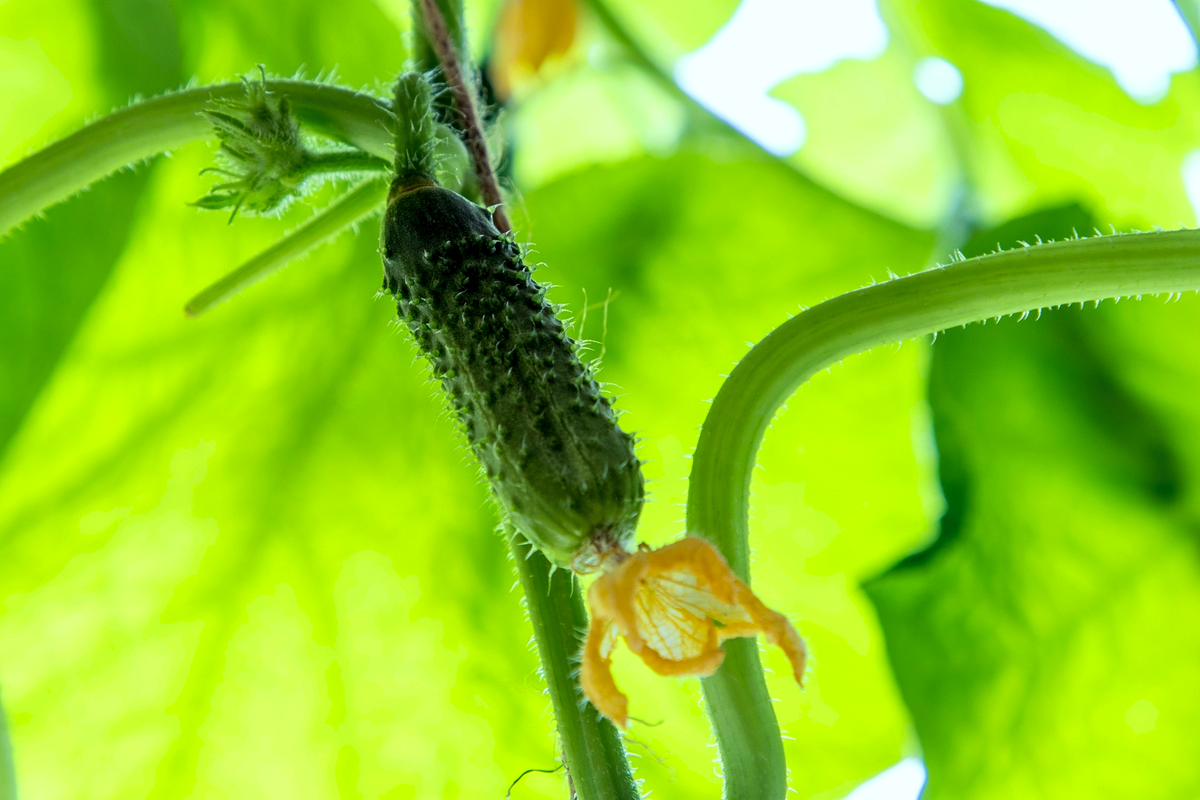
[380,179,644,568]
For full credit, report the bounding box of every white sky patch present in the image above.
[914,56,963,104]
[674,0,1197,155]
[675,0,888,155]
[843,757,927,800]
[979,0,1197,103]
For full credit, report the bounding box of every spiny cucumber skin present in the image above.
[381,184,644,566]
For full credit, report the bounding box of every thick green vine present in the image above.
[0,80,392,237]
[688,229,1200,800]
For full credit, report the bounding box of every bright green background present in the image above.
[2,0,1200,798]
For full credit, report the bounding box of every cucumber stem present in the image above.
[405,3,637,795]
[509,534,640,800]
[688,229,1200,800]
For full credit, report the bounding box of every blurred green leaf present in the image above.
[882,0,1198,226]
[90,0,182,94]
[602,0,739,58]
[772,46,958,229]
[8,1,1200,798]
[510,61,685,188]
[0,172,148,459]
[0,1,182,794]
[173,0,403,88]
[0,201,535,797]
[774,1,1200,230]
[0,0,182,459]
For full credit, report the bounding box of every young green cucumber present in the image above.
[380,179,644,568]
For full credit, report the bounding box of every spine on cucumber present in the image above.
[380,178,644,568]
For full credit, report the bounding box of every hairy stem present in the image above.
[509,535,640,800]
[0,80,392,237]
[416,0,512,232]
[689,229,1200,800]
[184,177,389,317]
[306,150,393,176]
[409,0,467,80]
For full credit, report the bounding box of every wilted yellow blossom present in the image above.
[580,536,806,728]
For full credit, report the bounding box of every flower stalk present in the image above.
[688,229,1200,800]
[509,534,640,800]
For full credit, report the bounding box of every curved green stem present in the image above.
[184,177,389,317]
[0,80,393,237]
[509,534,640,800]
[688,229,1200,800]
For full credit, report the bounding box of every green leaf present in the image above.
[602,0,739,57]
[0,209,538,797]
[0,172,150,459]
[883,0,1198,225]
[174,0,403,89]
[0,2,182,796]
[0,0,183,459]
[771,46,958,228]
[14,1,1200,798]
[90,0,182,94]
[774,1,1200,230]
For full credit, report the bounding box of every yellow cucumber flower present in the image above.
[490,0,579,96]
[580,536,807,729]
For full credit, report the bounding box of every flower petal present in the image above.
[580,536,806,728]
[722,584,808,686]
[580,616,629,728]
